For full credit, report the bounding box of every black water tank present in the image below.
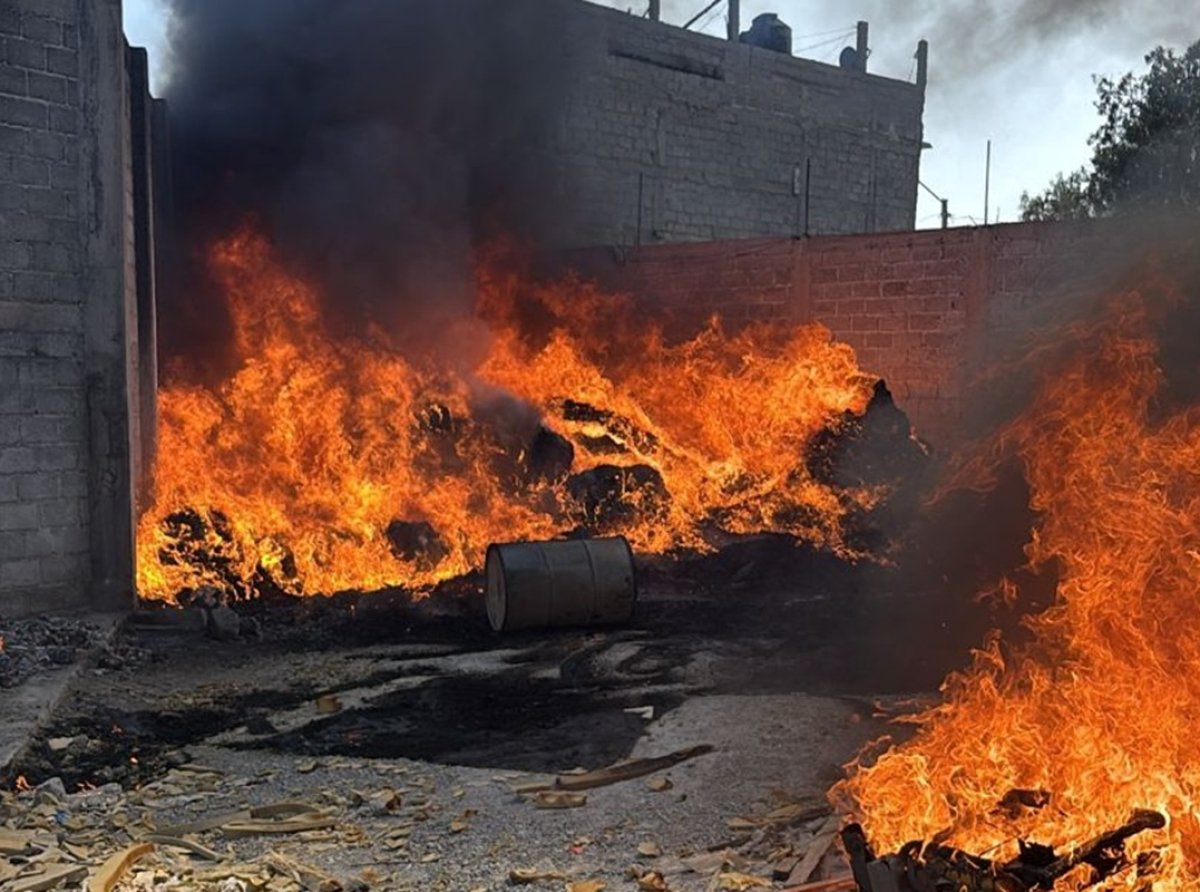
[739,13,792,55]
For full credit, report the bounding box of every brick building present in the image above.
[546,2,929,246]
[0,0,161,615]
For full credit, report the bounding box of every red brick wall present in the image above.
[562,221,1107,445]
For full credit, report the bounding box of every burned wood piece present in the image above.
[843,810,1166,892]
[1004,808,1166,889]
[511,744,714,794]
[788,815,843,886]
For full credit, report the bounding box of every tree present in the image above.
[1018,169,1097,221]
[1020,39,1200,221]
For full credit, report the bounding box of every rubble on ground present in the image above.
[0,616,104,689]
[0,751,855,892]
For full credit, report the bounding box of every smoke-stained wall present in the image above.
[545,2,926,247]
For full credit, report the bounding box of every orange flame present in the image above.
[136,228,882,600]
[838,283,1200,889]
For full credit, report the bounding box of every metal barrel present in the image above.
[485,537,637,633]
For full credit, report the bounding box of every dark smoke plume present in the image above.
[160,0,575,375]
[809,0,1192,72]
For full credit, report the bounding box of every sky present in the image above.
[121,0,1194,230]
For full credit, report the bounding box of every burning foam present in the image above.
[838,280,1200,889]
[136,229,890,601]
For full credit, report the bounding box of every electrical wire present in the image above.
[793,29,856,55]
[682,0,723,30]
[695,4,724,33]
[790,24,857,41]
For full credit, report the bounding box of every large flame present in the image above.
[839,282,1200,889]
[136,229,882,600]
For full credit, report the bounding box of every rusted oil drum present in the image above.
[485,537,637,632]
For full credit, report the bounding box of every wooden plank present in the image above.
[787,815,842,887]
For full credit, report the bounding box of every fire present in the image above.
[136,228,882,600]
[839,282,1200,889]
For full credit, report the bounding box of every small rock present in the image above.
[164,749,191,767]
[34,776,67,802]
[206,605,241,641]
[47,737,75,753]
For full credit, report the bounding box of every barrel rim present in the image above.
[616,535,639,603]
[484,543,508,632]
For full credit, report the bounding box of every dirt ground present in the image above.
[0,550,958,891]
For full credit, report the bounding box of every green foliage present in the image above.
[1020,39,1200,221]
[1019,169,1096,221]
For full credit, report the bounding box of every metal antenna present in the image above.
[984,139,992,225]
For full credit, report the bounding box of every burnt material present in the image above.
[559,400,659,456]
[843,809,1166,892]
[521,427,575,485]
[808,381,927,491]
[385,520,450,570]
[807,380,931,551]
[566,464,667,530]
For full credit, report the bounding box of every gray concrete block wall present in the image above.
[0,0,140,616]
[0,0,92,613]
[547,2,925,248]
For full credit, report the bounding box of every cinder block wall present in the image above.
[565,221,1109,446]
[0,0,143,616]
[548,2,926,247]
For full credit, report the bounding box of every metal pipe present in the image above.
[648,0,661,21]
[855,21,869,72]
[727,0,740,41]
[804,158,812,236]
[984,139,992,225]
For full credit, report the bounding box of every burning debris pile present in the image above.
[842,811,1167,892]
[837,263,1200,890]
[137,230,924,602]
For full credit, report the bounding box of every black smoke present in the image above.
[160,0,575,375]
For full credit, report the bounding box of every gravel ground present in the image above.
[1,691,879,892]
[2,574,933,891]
